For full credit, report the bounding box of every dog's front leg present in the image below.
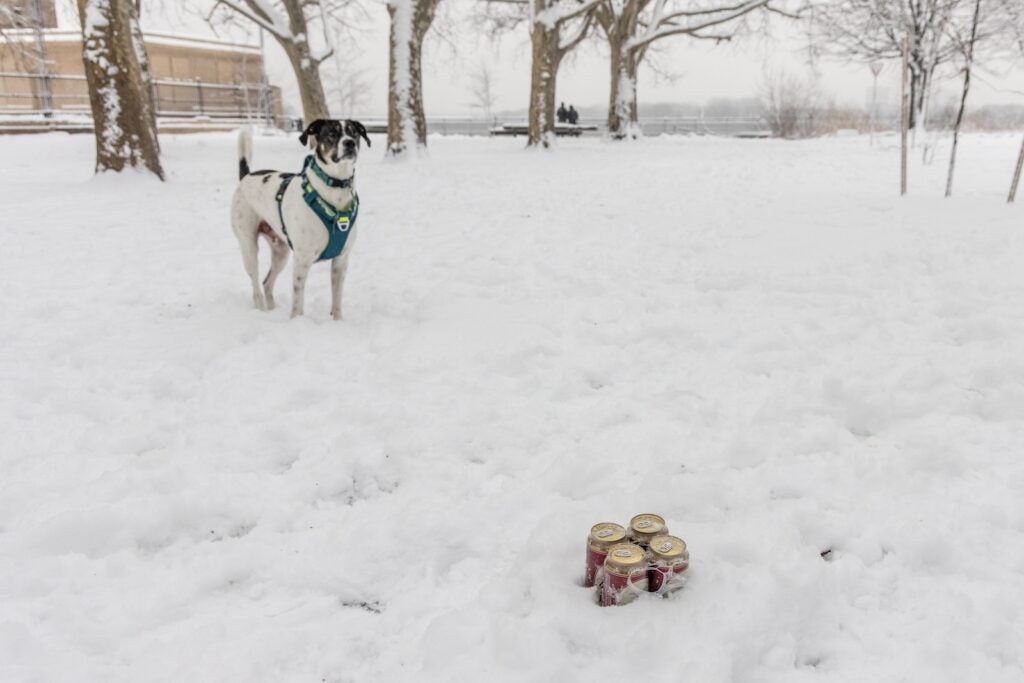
[291,258,314,318]
[330,254,349,321]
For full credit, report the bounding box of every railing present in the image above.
[409,116,771,138]
[0,72,279,122]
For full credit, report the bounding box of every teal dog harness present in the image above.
[275,155,360,262]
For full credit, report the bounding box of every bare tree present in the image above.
[810,0,961,131]
[209,0,349,123]
[596,0,777,139]
[76,0,163,178]
[386,0,442,156]
[480,0,602,147]
[1010,137,1024,203]
[468,62,497,122]
[759,69,834,138]
[329,66,372,117]
[1002,0,1023,202]
[944,0,982,197]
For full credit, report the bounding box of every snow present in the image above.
[2,131,1024,681]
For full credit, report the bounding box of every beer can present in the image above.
[585,522,626,588]
[648,535,689,594]
[601,543,648,606]
[627,513,668,547]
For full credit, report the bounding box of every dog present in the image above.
[231,119,370,320]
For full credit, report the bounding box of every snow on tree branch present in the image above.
[627,0,770,49]
[214,0,294,41]
[535,0,605,29]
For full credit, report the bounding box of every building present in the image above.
[0,0,283,129]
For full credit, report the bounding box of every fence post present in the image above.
[195,78,204,116]
[29,0,53,117]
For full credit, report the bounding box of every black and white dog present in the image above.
[231,119,370,320]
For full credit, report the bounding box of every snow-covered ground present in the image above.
[2,130,1024,682]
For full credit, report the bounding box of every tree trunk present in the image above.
[907,58,931,132]
[282,41,329,123]
[600,1,641,140]
[1008,135,1024,204]
[127,3,157,145]
[528,19,560,148]
[77,0,162,179]
[607,42,640,139]
[387,0,438,156]
[280,0,329,123]
[944,0,981,198]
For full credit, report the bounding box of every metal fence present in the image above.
[418,115,770,138]
[0,71,278,122]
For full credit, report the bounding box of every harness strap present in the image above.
[274,169,359,263]
[275,174,297,250]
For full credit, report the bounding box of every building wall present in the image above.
[0,31,282,118]
[0,0,58,29]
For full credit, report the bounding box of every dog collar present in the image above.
[305,155,354,189]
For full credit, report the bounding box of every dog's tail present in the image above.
[237,126,254,179]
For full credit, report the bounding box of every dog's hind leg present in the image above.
[330,252,350,321]
[240,237,266,311]
[231,190,267,311]
[259,222,290,310]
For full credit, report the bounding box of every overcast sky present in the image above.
[58,1,1024,119]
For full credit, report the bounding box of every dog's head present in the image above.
[299,119,371,176]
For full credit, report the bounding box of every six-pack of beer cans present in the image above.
[585,513,689,606]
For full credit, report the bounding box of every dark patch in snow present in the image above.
[800,655,824,668]
[340,599,383,614]
[820,548,834,562]
[209,522,257,543]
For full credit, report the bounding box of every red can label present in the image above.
[584,544,608,588]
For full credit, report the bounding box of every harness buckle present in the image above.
[337,216,351,232]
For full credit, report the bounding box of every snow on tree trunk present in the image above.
[387,0,438,156]
[77,0,162,179]
[528,20,559,148]
[127,4,157,146]
[607,42,639,140]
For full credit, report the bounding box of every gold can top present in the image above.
[604,543,646,572]
[649,535,688,561]
[629,513,667,536]
[589,522,626,547]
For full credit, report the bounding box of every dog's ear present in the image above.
[351,120,371,148]
[299,119,325,148]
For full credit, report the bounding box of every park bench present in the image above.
[490,124,599,137]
